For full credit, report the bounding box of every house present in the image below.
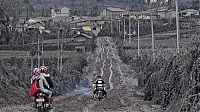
[147,7,176,19]
[158,9,176,19]
[122,11,151,20]
[51,7,70,18]
[52,16,71,23]
[180,9,199,17]
[101,7,125,17]
[51,7,71,23]
[66,33,97,53]
[27,17,51,24]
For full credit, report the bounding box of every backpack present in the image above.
[29,80,40,96]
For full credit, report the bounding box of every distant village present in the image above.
[0,2,200,59]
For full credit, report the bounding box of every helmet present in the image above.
[40,66,48,73]
[96,75,102,79]
[33,68,40,75]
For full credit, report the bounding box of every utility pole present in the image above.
[60,29,63,73]
[31,55,33,75]
[137,18,140,57]
[42,33,44,66]
[111,14,113,34]
[123,17,126,41]
[30,30,34,75]
[37,33,40,68]
[57,29,60,72]
[129,15,131,45]
[175,0,180,53]
[151,13,155,62]
[118,18,121,35]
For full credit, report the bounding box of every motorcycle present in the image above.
[35,92,51,112]
[93,87,107,101]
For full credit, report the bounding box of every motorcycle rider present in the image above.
[31,68,40,84]
[30,68,41,108]
[39,66,54,89]
[93,75,107,98]
[39,66,54,107]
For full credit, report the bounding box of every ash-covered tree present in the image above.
[90,5,99,16]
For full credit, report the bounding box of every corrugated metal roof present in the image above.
[27,23,44,29]
[73,33,93,39]
[107,7,125,12]
[181,9,198,12]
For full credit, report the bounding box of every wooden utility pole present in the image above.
[129,16,131,45]
[60,29,63,73]
[137,19,140,57]
[42,33,44,66]
[151,14,155,62]
[57,29,60,72]
[118,19,121,35]
[111,14,113,34]
[37,33,40,68]
[123,18,126,41]
[175,0,180,53]
[30,30,34,75]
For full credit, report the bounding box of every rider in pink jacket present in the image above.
[31,68,40,84]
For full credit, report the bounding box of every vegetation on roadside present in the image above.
[118,37,200,111]
[0,57,88,108]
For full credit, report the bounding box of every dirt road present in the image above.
[0,37,162,112]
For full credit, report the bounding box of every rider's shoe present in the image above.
[33,103,37,108]
[48,104,53,109]
[45,103,49,107]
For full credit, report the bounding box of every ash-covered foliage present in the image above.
[118,41,200,111]
[0,57,88,108]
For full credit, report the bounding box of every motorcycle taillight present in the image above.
[37,93,44,96]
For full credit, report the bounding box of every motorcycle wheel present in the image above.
[38,106,43,112]
[97,91,103,101]
[98,97,102,101]
[44,107,48,112]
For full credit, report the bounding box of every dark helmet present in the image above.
[96,75,102,79]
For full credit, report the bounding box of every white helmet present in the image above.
[33,68,40,75]
[40,66,48,73]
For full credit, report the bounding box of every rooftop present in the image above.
[106,7,125,12]
[73,33,93,39]
[180,9,198,12]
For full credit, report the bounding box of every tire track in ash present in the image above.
[106,37,133,111]
[83,37,109,112]
[107,45,114,90]
[99,37,114,90]
[84,37,116,111]
[95,38,106,76]
[98,39,104,61]
[100,38,107,76]
[89,37,130,112]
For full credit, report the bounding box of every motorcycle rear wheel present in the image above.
[38,106,43,112]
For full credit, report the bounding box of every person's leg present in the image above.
[50,92,54,105]
[103,90,107,98]
[93,89,97,98]
[41,88,52,107]
[41,88,52,97]
[33,96,37,108]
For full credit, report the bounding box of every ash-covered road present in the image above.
[0,37,162,112]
